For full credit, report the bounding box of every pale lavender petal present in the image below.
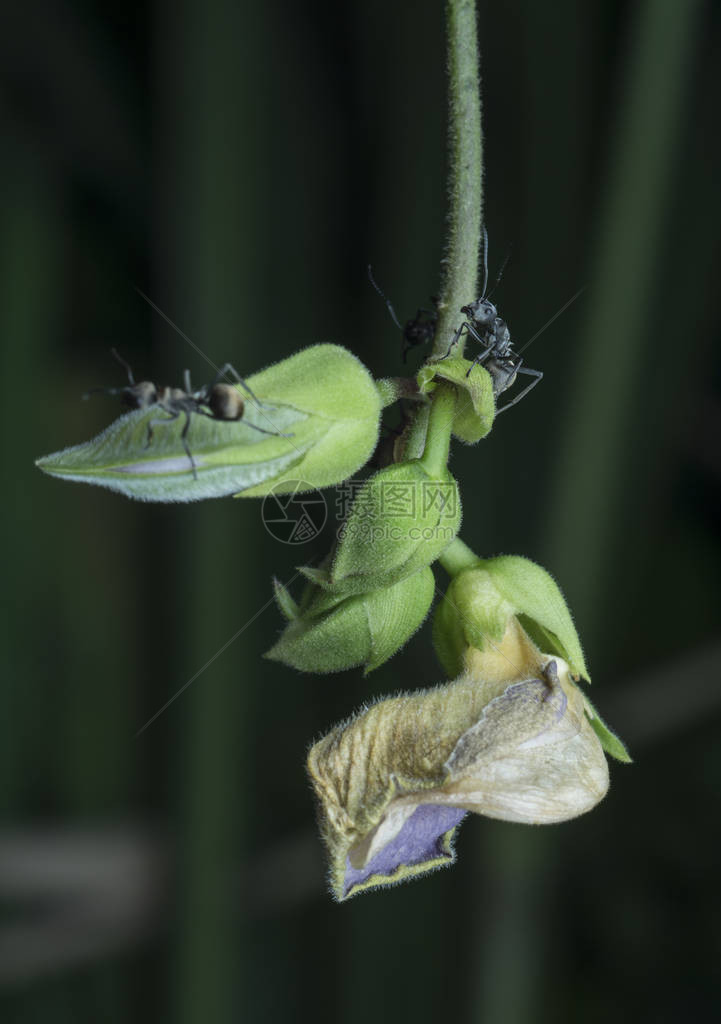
[343,805,467,897]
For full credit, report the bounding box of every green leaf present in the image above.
[35,344,381,503]
[35,405,307,503]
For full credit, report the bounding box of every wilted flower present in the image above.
[307,619,612,901]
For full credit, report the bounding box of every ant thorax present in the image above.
[490,318,512,358]
[157,386,189,405]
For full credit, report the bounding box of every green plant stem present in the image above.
[404,402,430,461]
[432,0,483,361]
[438,535,481,577]
[419,384,456,476]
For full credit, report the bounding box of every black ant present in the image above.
[84,349,291,478]
[367,265,438,363]
[446,228,543,414]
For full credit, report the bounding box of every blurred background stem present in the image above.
[155,1,272,1019]
[469,2,703,1022]
[544,0,702,644]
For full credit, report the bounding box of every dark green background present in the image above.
[2,0,720,1020]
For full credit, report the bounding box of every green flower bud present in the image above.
[433,557,631,763]
[434,555,589,679]
[36,344,381,503]
[308,620,610,901]
[417,355,494,443]
[266,567,435,675]
[308,461,461,597]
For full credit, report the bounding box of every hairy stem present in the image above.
[438,535,481,577]
[419,384,456,476]
[432,0,483,361]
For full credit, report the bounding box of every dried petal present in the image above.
[308,624,608,900]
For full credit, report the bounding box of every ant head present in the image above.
[461,297,497,326]
[208,383,245,421]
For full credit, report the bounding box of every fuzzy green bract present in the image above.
[300,461,461,597]
[266,567,435,675]
[433,556,589,680]
[417,355,494,443]
[35,345,381,503]
[432,556,631,763]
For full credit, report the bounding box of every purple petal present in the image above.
[343,805,467,897]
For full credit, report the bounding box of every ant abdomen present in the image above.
[207,384,245,421]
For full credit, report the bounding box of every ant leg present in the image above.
[440,323,467,361]
[495,367,544,414]
[465,354,484,378]
[464,324,495,378]
[145,410,180,448]
[111,348,136,385]
[179,409,198,479]
[192,407,293,439]
[213,363,265,406]
[464,323,494,359]
[242,421,294,438]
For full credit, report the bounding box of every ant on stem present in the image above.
[445,228,543,414]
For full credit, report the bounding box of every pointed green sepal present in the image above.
[272,577,300,621]
[482,556,589,680]
[583,695,633,763]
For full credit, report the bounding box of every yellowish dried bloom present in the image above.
[307,620,608,900]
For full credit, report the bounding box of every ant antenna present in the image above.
[367,264,402,331]
[487,245,512,301]
[517,284,587,357]
[479,225,489,299]
[111,347,136,386]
